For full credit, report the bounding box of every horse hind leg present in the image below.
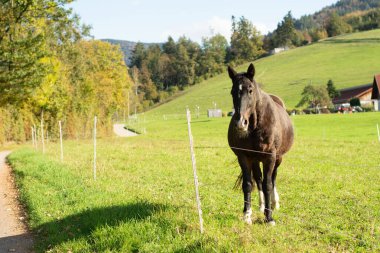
[252,161,264,213]
[271,157,282,210]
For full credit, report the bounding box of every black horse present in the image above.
[227,63,294,225]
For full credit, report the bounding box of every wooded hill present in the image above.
[121,0,380,113]
[101,39,162,66]
[146,29,380,117]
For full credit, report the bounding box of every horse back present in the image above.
[269,94,285,109]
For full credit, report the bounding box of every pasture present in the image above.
[8,112,380,252]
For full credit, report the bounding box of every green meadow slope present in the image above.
[148,29,380,116]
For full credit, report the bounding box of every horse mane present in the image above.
[269,94,286,109]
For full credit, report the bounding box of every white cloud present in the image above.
[160,16,270,44]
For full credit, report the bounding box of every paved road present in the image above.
[0,151,34,253]
[113,124,138,137]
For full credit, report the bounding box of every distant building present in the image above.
[269,47,289,55]
[332,74,380,111]
[207,109,222,118]
[332,84,373,105]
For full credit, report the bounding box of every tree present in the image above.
[297,85,332,110]
[198,34,228,78]
[229,16,264,64]
[130,42,146,68]
[275,11,297,47]
[349,97,361,107]
[326,12,352,37]
[326,79,340,99]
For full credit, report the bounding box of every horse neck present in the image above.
[254,92,274,128]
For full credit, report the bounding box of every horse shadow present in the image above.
[34,201,167,251]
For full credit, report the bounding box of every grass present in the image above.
[145,29,380,116]
[8,112,380,252]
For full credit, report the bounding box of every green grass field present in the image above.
[146,29,380,116]
[8,112,380,252]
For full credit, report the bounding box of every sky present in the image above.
[69,0,339,43]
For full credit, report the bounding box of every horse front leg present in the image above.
[252,161,264,213]
[263,156,276,225]
[238,156,253,224]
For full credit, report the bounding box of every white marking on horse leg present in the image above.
[271,186,280,210]
[259,190,265,213]
[243,208,252,225]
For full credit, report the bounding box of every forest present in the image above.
[0,0,132,143]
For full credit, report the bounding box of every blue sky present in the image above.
[69,0,338,43]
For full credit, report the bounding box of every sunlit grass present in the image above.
[8,112,380,252]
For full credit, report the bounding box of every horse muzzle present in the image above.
[236,116,249,132]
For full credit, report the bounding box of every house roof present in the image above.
[371,74,380,99]
[333,83,372,104]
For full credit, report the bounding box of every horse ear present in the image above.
[228,66,237,80]
[246,63,255,81]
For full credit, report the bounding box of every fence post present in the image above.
[41,111,45,154]
[31,127,35,148]
[93,116,97,180]
[59,121,63,162]
[186,108,204,234]
[34,124,38,149]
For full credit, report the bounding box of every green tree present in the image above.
[326,79,340,99]
[326,12,352,37]
[229,16,264,64]
[130,42,146,69]
[199,34,228,78]
[297,85,332,109]
[275,11,297,47]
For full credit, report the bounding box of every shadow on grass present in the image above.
[34,201,167,252]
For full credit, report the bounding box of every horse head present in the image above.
[228,63,261,134]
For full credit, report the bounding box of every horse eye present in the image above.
[249,89,253,94]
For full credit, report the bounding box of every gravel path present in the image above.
[113,124,138,137]
[0,151,34,253]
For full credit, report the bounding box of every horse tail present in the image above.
[233,172,255,191]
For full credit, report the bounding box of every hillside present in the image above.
[295,0,380,30]
[101,39,162,66]
[147,29,380,116]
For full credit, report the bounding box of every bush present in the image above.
[350,97,361,107]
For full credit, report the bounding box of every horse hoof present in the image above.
[243,209,252,225]
[267,220,276,226]
[244,217,252,225]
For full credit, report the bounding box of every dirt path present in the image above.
[0,151,34,253]
[113,124,138,137]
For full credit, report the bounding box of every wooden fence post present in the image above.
[41,111,45,154]
[31,127,35,148]
[34,125,38,149]
[186,108,204,234]
[93,116,97,180]
[59,121,63,162]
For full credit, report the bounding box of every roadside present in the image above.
[113,123,138,137]
[0,151,34,253]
